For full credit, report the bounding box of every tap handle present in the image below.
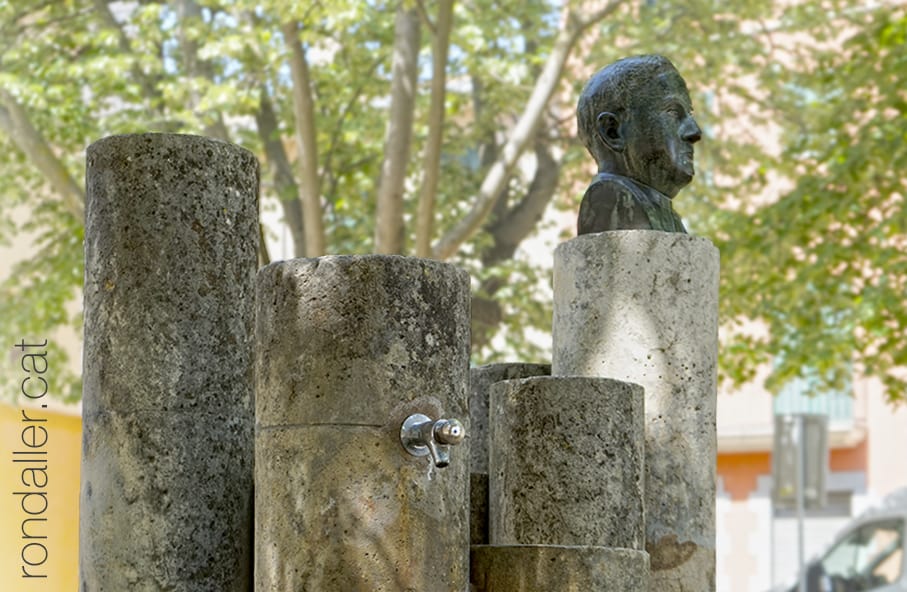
[433,418,465,445]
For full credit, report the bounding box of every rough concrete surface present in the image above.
[489,376,645,550]
[256,426,468,591]
[552,231,718,591]
[255,256,470,427]
[471,545,649,592]
[80,410,253,591]
[83,133,259,415]
[469,363,550,546]
[469,363,551,474]
[255,256,470,592]
[81,133,258,591]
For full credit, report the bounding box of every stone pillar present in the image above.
[81,134,259,590]
[472,375,649,591]
[255,256,470,591]
[489,376,645,550]
[552,231,719,592]
[469,363,550,545]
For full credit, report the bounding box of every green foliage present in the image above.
[2,0,906,403]
[716,4,907,403]
[0,205,83,403]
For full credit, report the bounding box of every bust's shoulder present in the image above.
[578,173,686,234]
[578,173,651,234]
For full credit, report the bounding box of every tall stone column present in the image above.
[255,256,470,591]
[81,134,259,590]
[552,231,719,592]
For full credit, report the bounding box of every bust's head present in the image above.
[577,55,702,198]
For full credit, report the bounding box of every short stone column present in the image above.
[81,134,259,590]
[468,363,550,545]
[471,375,649,592]
[553,231,719,592]
[255,256,470,591]
[489,376,645,549]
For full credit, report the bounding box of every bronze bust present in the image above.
[576,55,702,235]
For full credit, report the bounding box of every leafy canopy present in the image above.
[1,0,905,404]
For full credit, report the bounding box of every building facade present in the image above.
[717,373,907,592]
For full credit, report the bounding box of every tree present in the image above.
[2,0,905,405]
[714,3,907,403]
[0,0,623,402]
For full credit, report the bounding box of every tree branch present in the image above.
[471,139,560,350]
[91,0,161,106]
[322,54,384,207]
[0,90,84,219]
[254,88,308,258]
[415,0,453,257]
[483,140,560,265]
[282,20,326,256]
[374,5,421,254]
[431,0,623,259]
[175,0,230,141]
[414,0,437,34]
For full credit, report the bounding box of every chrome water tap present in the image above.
[400,413,466,468]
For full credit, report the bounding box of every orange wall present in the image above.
[718,440,868,501]
[830,439,868,473]
[719,452,772,501]
[0,403,80,592]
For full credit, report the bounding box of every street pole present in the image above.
[796,414,807,592]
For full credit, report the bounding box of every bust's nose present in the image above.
[681,116,702,143]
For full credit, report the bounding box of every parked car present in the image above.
[771,487,907,592]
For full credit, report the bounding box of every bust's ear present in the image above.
[596,112,625,152]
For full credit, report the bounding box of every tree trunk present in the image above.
[415,0,454,257]
[254,89,308,258]
[283,21,326,256]
[374,5,421,254]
